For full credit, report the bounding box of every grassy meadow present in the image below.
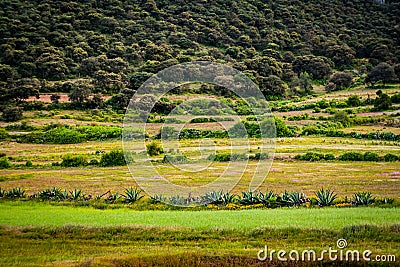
[1,85,400,266]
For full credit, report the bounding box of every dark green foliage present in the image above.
[0,156,11,169]
[69,189,83,201]
[327,72,353,91]
[122,187,144,204]
[146,141,163,156]
[374,90,392,111]
[339,152,364,161]
[61,154,88,167]
[76,126,121,141]
[162,154,189,164]
[391,93,400,104]
[346,95,362,107]
[352,192,375,206]
[384,154,399,162]
[363,152,380,162]
[239,191,261,205]
[100,150,126,167]
[294,152,335,162]
[207,153,248,162]
[292,55,332,80]
[315,188,337,207]
[365,63,395,87]
[37,188,68,201]
[25,160,32,167]
[0,128,9,140]
[1,106,23,122]
[5,187,25,199]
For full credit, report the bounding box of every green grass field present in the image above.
[1,202,399,229]
[0,202,398,266]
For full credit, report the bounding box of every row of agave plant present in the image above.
[0,187,393,207]
[0,187,144,204]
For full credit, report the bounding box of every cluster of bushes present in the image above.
[207,152,269,162]
[301,124,400,141]
[57,150,127,167]
[295,152,399,162]
[1,187,394,209]
[19,125,122,144]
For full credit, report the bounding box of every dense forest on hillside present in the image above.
[0,0,399,109]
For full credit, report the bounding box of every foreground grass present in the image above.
[0,203,398,266]
[0,202,399,229]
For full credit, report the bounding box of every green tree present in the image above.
[374,90,392,111]
[1,106,23,122]
[365,63,395,87]
[327,72,353,91]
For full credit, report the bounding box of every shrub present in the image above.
[295,152,325,161]
[44,128,85,144]
[384,153,399,162]
[61,154,88,167]
[347,95,362,107]
[77,126,122,140]
[25,160,33,167]
[162,154,189,164]
[6,187,25,198]
[352,192,374,206]
[0,128,9,140]
[324,154,335,160]
[315,188,337,207]
[363,152,380,162]
[146,141,163,156]
[327,72,353,90]
[1,106,23,122]
[100,149,126,167]
[122,187,144,203]
[38,187,68,201]
[0,156,11,169]
[338,152,364,161]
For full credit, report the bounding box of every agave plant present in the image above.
[168,195,187,206]
[352,192,375,206]
[0,188,6,198]
[122,187,144,204]
[105,192,120,203]
[276,191,291,207]
[287,192,309,207]
[315,188,337,207]
[38,187,67,201]
[257,190,275,206]
[69,188,82,201]
[202,190,223,205]
[221,192,237,205]
[239,190,261,205]
[6,187,25,199]
[150,194,165,204]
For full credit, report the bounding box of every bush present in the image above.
[0,128,9,140]
[346,95,362,107]
[324,154,335,160]
[384,153,399,162]
[0,156,11,169]
[363,152,380,162]
[100,149,126,167]
[61,154,88,167]
[162,154,189,164]
[1,106,23,122]
[44,128,85,144]
[146,141,163,156]
[77,126,122,140]
[338,152,364,161]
